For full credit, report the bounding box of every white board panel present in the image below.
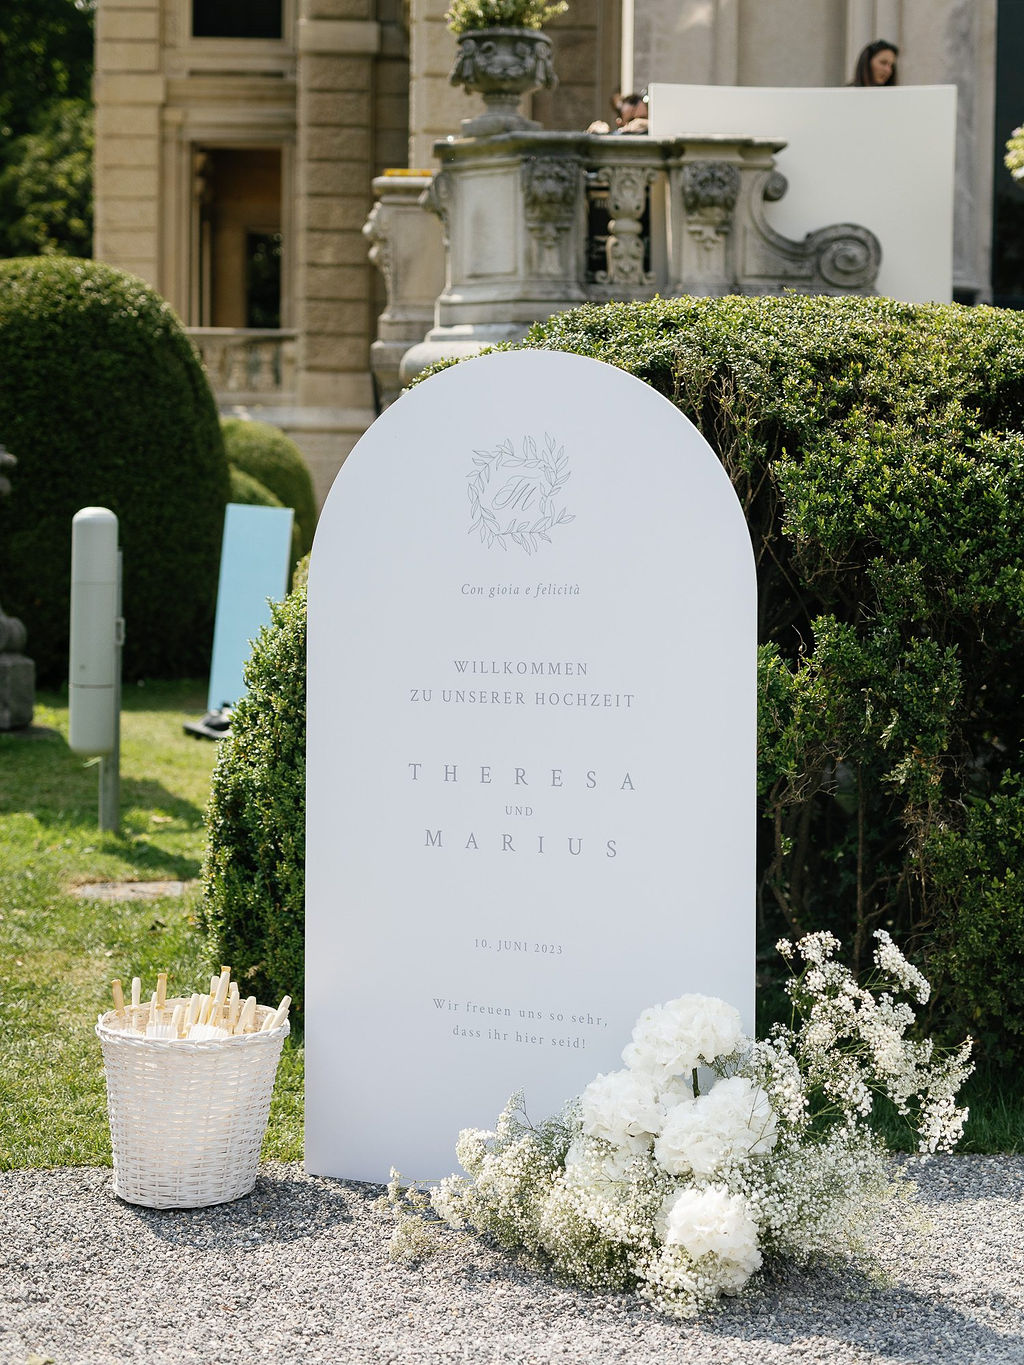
[207,503,293,711]
[649,83,957,303]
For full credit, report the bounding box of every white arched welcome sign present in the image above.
[305,350,756,1181]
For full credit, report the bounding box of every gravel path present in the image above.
[1,1156,1022,1365]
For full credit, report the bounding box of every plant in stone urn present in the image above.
[446,0,568,136]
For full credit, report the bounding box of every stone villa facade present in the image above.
[93,0,1016,504]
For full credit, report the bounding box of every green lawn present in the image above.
[0,682,302,1170]
[0,684,1018,1170]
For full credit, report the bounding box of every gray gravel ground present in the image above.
[1,1156,1022,1365]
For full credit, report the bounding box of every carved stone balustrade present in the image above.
[188,328,298,406]
[368,130,881,386]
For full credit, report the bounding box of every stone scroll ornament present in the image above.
[422,170,453,250]
[362,199,392,291]
[748,169,882,293]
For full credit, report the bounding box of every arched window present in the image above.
[192,0,282,40]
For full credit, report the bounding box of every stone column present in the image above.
[408,0,481,168]
[296,3,381,411]
[923,0,996,302]
[622,0,754,93]
[92,0,165,288]
[292,1,382,499]
[845,0,903,74]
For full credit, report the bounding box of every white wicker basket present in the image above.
[96,1001,289,1209]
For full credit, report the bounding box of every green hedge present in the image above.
[228,464,282,509]
[221,417,317,561]
[201,295,1024,1063]
[0,258,229,683]
[201,580,307,1017]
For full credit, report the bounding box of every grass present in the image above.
[1,684,1020,1169]
[0,681,302,1170]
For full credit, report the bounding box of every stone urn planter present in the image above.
[450,27,558,136]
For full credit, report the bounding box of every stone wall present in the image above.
[295,3,379,411]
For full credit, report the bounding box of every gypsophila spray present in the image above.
[387,932,972,1318]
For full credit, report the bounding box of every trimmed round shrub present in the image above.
[201,582,306,1018]
[0,258,229,683]
[200,295,1024,1064]
[221,417,317,559]
[229,464,282,508]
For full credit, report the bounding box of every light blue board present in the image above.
[207,503,294,712]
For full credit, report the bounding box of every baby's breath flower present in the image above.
[420,931,970,1320]
[389,1212,438,1265]
[873,929,930,1003]
[795,929,841,965]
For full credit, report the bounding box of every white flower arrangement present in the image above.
[389,931,973,1319]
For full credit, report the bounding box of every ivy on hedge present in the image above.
[0,257,230,682]
[201,295,1024,1061]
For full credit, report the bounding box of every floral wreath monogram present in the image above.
[467,434,574,554]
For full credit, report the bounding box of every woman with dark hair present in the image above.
[850,39,899,86]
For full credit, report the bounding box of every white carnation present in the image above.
[657,1073,696,1110]
[660,1184,762,1293]
[579,1068,664,1151]
[654,1076,777,1178]
[622,994,744,1086]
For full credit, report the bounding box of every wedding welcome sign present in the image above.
[305,350,756,1181]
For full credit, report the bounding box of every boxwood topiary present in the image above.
[228,464,282,509]
[221,417,318,559]
[201,579,307,1017]
[0,257,230,683]
[200,294,1024,1064]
